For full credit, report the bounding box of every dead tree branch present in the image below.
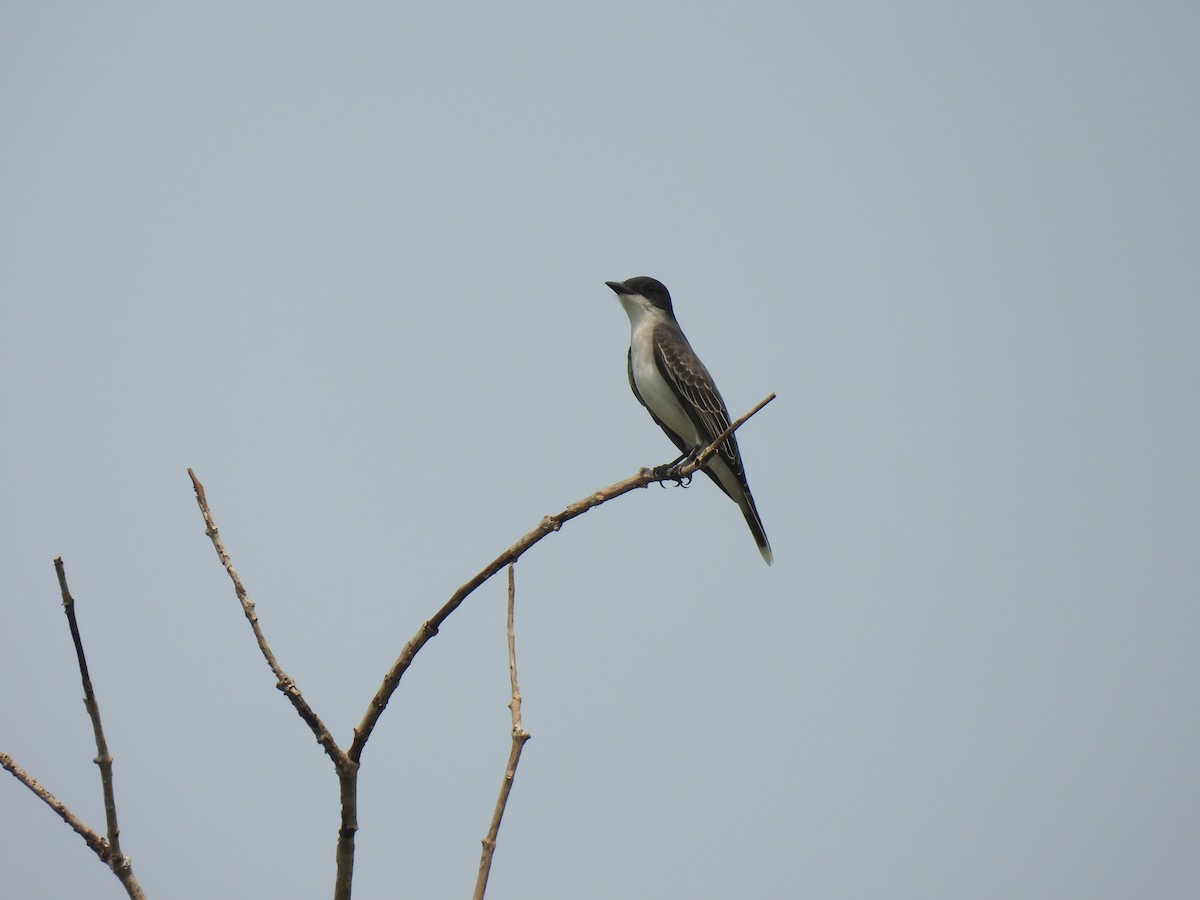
[187,469,360,900]
[187,470,345,765]
[473,564,532,899]
[1,559,146,900]
[348,392,776,764]
[0,753,112,862]
[186,391,774,899]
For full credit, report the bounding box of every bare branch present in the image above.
[185,392,773,898]
[2,561,146,900]
[187,469,363,900]
[1,752,112,860]
[349,393,774,763]
[474,565,532,900]
[54,558,124,860]
[505,566,529,741]
[187,469,347,765]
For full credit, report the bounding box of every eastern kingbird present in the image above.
[606,276,773,565]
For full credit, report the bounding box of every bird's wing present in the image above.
[653,327,744,476]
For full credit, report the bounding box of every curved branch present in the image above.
[348,392,775,762]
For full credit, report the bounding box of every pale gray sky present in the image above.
[3,3,1198,898]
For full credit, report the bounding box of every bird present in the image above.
[605,276,772,565]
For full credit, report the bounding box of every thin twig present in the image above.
[505,566,529,740]
[1,752,112,861]
[474,565,532,900]
[187,469,346,765]
[54,559,125,863]
[690,392,776,472]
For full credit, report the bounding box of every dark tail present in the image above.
[739,492,773,565]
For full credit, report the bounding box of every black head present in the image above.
[605,276,674,315]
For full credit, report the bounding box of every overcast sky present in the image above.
[3,3,1198,898]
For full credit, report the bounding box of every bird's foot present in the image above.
[651,458,694,487]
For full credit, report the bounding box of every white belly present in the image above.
[629,327,705,448]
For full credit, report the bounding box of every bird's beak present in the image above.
[605,280,631,295]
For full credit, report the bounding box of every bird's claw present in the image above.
[650,461,694,488]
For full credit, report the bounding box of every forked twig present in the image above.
[187,391,774,898]
[1,559,146,900]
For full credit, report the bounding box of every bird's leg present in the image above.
[650,450,690,481]
[652,449,698,487]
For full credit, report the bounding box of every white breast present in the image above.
[629,318,705,448]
